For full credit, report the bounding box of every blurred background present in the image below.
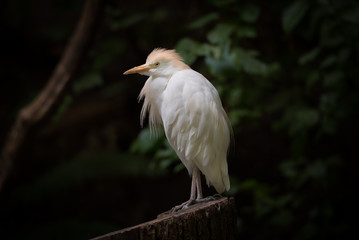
[0,0,358,239]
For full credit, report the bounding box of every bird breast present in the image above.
[139,75,168,131]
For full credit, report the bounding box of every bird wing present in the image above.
[161,69,231,193]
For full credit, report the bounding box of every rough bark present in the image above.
[91,197,237,240]
[0,0,102,192]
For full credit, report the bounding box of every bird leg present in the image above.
[170,167,223,213]
[194,167,221,202]
[195,168,222,203]
[171,166,200,212]
[190,166,198,201]
[196,167,203,200]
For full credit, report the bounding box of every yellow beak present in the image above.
[123,64,152,75]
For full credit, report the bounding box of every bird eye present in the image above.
[155,62,160,67]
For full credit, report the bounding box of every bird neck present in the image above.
[147,75,168,106]
[139,75,168,128]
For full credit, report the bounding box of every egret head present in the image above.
[124,48,190,77]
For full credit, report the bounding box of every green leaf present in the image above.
[242,57,268,75]
[227,176,241,196]
[320,55,337,69]
[235,26,257,39]
[306,70,320,89]
[130,128,161,154]
[235,48,269,76]
[72,72,103,94]
[267,90,296,113]
[207,23,235,44]
[290,108,319,135]
[173,163,185,173]
[52,94,73,122]
[241,4,261,23]
[282,0,309,33]
[237,179,262,191]
[276,107,320,135]
[323,71,343,88]
[299,48,320,65]
[205,52,237,76]
[279,159,301,178]
[159,158,174,170]
[92,39,125,71]
[319,93,337,113]
[307,161,326,178]
[175,38,202,65]
[188,13,219,29]
[228,88,242,107]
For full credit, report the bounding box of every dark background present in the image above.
[1,0,358,239]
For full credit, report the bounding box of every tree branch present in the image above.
[0,0,102,192]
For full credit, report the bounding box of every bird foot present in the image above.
[197,194,223,203]
[170,199,197,213]
[170,194,223,213]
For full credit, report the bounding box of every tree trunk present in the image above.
[91,197,237,240]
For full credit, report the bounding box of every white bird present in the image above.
[124,48,231,210]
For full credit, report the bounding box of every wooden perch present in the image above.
[0,0,102,191]
[91,197,237,240]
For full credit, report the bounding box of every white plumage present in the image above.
[124,48,231,209]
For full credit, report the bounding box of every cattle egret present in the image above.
[124,48,231,210]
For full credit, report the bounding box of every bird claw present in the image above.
[198,194,223,202]
[170,194,223,213]
[170,199,197,213]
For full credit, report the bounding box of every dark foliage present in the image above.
[0,0,358,239]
